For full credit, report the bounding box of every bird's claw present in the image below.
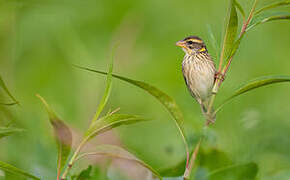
[215,72,225,82]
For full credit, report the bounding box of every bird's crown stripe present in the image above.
[191,39,203,43]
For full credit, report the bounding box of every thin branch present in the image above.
[183,138,202,180]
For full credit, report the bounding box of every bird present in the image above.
[176,36,216,123]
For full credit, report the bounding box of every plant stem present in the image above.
[183,138,202,180]
[222,0,258,76]
[61,139,88,180]
[207,0,259,121]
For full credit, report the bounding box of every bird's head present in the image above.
[176,36,207,55]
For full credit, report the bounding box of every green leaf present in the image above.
[74,65,189,164]
[234,0,245,20]
[36,94,72,179]
[208,162,258,180]
[76,165,92,180]
[85,114,147,140]
[221,0,238,66]
[76,144,163,180]
[159,158,186,177]
[216,75,290,112]
[207,25,220,60]
[91,47,115,123]
[225,32,245,62]
[160,147,232,178]
[0,102,18,106]
[0,161,40,180]
[184,139,202,180]
[255,1,290,15]
[0,127,24,139]
[247,13,290,31]
[0,76,19,105]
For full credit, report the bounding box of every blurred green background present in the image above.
[0,0,290,179]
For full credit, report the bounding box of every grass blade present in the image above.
[0,127,24,139]
[208,162,258,180]
[75,165,92,180]
[0,161,40,180]
[74,65,190,166]
[0,102,18,106]
[225,32,245,63]
[216,75,290,113]
[255,1,290,15]
[183,139,202,180]
[36,94,72,180]
[247,14,290,31]
[91,47,115,123]
[234,0,246,20]
[207,25,220,60]
[219,0,238,70]
[0,76,18,105]
[76,144,163,180]
[85,114,147,140]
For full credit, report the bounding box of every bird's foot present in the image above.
[205,112,216,126]
[215,71,225,82]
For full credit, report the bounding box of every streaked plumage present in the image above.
[176,36,216,114]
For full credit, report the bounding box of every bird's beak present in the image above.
[176,40,186,48]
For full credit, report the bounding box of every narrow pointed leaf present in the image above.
[234,0,245,20]
[255,1,290,15]
[76,144,162,180]
[0,161,40,180]
[217,76,290,112]
[91,48,115,123]
[225,33,245,62]
[222,0,238,65]
[208,162,258,180]
[0,102,18,106]
[0,127,24,139]
[247,14,290,31]
[222,0,245,62]
[184,139,202,180]
[76,165,92,180]
[74,65,189,163]
[85,114,147,140]
[207,25,220,60]
[0,76,18,105]
[36,94,72,179]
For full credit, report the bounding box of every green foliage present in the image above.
[76,144,163,180]
[75,65,189,166]
[0,76,18,105]
[208,163,258,180]
[221,0,238,66]
[159,158,186,177]
[247,14,290,31]
[74,166,92,180]
[234,0,245,20]
[0,127,23,139]
[36,94,72,179]
[0,0,290,179]
[217,75,290,111]
[85,114,147,141]
[0,161,40,180]
[255,1,290,15]
[207,25,220,60]
[91,46,115,123]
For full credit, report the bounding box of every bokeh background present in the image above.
[0,0,290,179]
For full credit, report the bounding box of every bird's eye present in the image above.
[187,41,193,44]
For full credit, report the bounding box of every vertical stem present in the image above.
[208,0,259,117]
[183,138,202,180]
[61,139,88,180]
[222,0,258,76]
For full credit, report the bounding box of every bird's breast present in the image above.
[182,54,215,100]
